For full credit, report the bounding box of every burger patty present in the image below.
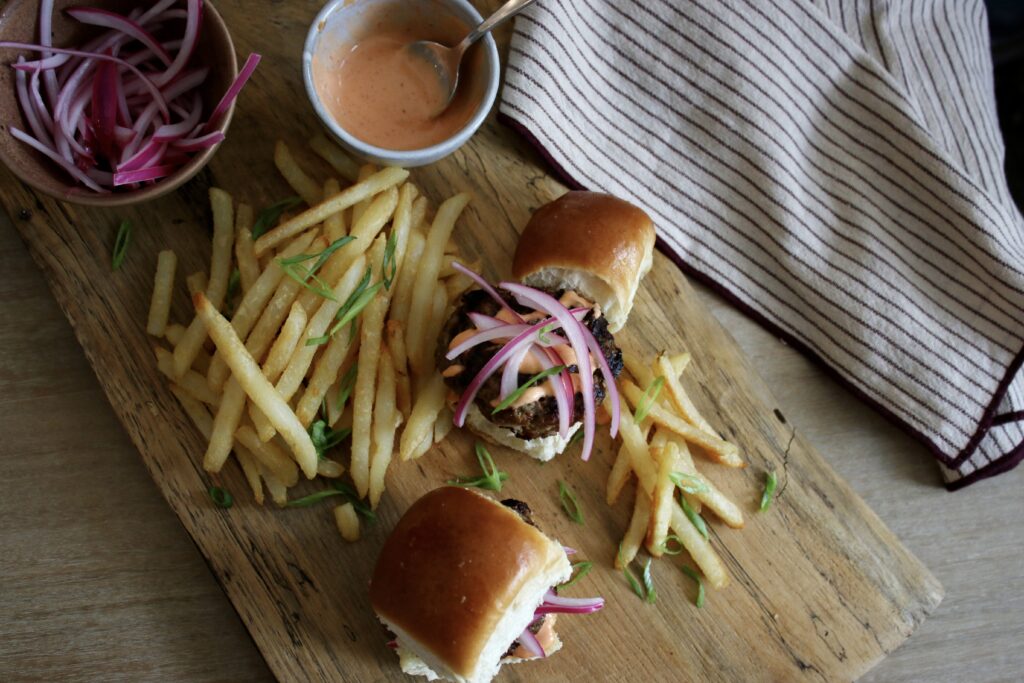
[438,288,623,440]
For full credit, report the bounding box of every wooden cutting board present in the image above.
[0,1,942,681]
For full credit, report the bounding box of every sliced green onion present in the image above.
[285,489,345,508]
[308,419,351,459]
[111,219,132,270]
[670,471,709,495]
[560,560,594,589]
[537,323,556,344]
[448,442,508,491]
[335,363,358,411]
[633,375,665,423]
[286,481,375,521]
[307,269,382,346]
[279,235,355,275]
[642,557,657,604]
[224,268,241,318]
[618,545,645,600]
[568,428,585,446]
[252,196,302,238]
[680,494,709,540]
[382,232,398,289]
[332,481,376,521]
[209,486,233,509]
[491,365,566,414]
[281,263,337,301]
[760,470,778,511]
[558,480,584,524]
[658,534,685,556]
[680,565,706,608]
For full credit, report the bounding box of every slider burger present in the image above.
[439,191,656,461]
[370,486,603,682]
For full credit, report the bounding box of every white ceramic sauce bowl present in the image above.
[303,0,500,168]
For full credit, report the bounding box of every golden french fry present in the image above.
[670,352,691,376]
[399,373,446,461]
[234,424,300,486]
[250,302,309,438]
[390,229,425,328]
[647,442,679,557]
[350,238,390,497]
[656,353,713,433]
[385,320,412,416]
[369,346,401,508]
[387,183,416,286]
[674,441,744,528]
[164,323,186,345]
[309,133,360,182]
[295,186,397,313]
[234,447,265,505]
[204,378,246,473]
[186,270,208,298]
[172,188,234,378]
[406,193,470,376]
[156,347,220,406]
[622,348,655,390]
[323,178,346,242]
[257,460,288,507]
[411,429,433,460]
[621,380,743,468]
[146,250,177,336]
[235,221,260,295]
[434,406,453,443]
[294,312,358,427]
[351,163,377,226]
[616,483,650,570]
[334,503,360,541]
[274,140,321,206]
[419,287,447,379]
[254,166,409,255]
[207,231,317,391]
[317,458,345,478]
[409,196,428,233]
[193,292,318,479]
[608,417,652,507]
[168,383,213,439]
[617,396,659,488]
[273,254,370,423]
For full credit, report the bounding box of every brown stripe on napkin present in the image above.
[499,0,1024,488]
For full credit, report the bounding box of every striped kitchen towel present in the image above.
[499,0,1024,489]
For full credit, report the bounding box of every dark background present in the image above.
[989,0,1024,210]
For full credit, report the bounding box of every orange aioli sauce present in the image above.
[312,10,486,151]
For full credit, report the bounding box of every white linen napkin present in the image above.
[499,0,1024,488]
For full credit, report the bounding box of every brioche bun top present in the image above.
[512,191,655,332]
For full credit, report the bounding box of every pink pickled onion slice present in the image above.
[385,639,398,649]
[517,626,545,659]
[9,126,103,191]
[446,323,532,361]
[65,7,173,66]
[502,283,597,460]
[578,323,620,438]
[452,261,519,318]
[113,163,175,186]
[152,0,199,86]
[563,546,576,555]
[204,52,261,129]
[467,312,504,330]
[172,130,224,151]
[526,345,571,437]
[90,57,119,162]
[500,342,532,401]
[451,318,560,429]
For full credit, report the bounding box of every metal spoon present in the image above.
[407,0,539,113]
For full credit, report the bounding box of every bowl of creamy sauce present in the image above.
[303,0,499,167]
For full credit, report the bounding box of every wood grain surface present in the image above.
[0,1,943,681]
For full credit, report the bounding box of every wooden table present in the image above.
[0,208,1020,682]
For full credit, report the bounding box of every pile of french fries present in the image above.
[609,349,745,591]
[147,136,475,540]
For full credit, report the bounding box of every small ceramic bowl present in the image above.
[0,0,238,207]
[303,0,500,168]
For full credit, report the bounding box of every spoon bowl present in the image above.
[405,0,538,114]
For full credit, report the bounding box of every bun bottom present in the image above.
[465,405,581,462]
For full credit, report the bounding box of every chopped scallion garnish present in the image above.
[558,480,584,525]
[448,442,508,491]
[308,419,351,459]
[680,494,709,540]
[670,471,709,495]
[537,323,556,344]
[618,545,646,600]
[382,232,398,289]
[568,427,585,446]
[491,365,566,414]
[307,267,382,346]
[560,560,594,589]
[224,268,241,318]
[658,534,685,556]
[633,375,665,423]
[252,196,302,238]
[335,363,358,412]
[680,565,706,608]
[111,219,132,270]
[279,235,355,273]
[281,263,337,301]
[641,557,657,604]
[760,470,778,511]
[209,486,233,509]
[286,481,375,521]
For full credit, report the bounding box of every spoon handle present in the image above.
[458,0,539,52]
